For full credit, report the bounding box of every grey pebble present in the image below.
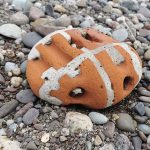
[145,107,150,118]
[134,102,145,116]
[139,96,150,103]
[16,89,36,104]
[26,141,37,150]
[23,108,39,125]
[138,124,150,135]
[0,99,19,118]
[0,73,5,84]
[134,115,148,123]
[20,60,27,74]
[131,136,142,150]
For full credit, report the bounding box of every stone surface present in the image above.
[0,100,19,118]
[26,141,37,150]
[103,121,115,138]
[121,0,139,11]
[145,107,150,118]
[0,136,22,150]
[0,73,5,84]
[22,32,42,48]
[138,124,150,135]
[89,112,108,125]
[29,6,45,21]
[116,113,136,132]
[144,49,150,60]
[94,135,102,146]
[0,24,22,39]
[65,112,93,133]
[41,133,50,143]
[134,102,145,116]
[10,12,29,25]
[139,96,150,103]
[16,89,36,103]
[11,77,23,87]
[23,108,39,125]
[131,136,142,150]
[138,6,150,18]
[112,28,128,42]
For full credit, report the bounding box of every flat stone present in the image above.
[16,89,37,103]
[29,6,45,21]
[121,0,139,11]
[144,49,150,60]
[139,96,150,103]
[0,24,22,39]
[131,136,142,150]
[94,135,102,146]
[23,108,39,125]
[65,112,93,133]
[14,102,33,119]
[22,32,42,48]
[116,113,136,132]
[134,115,148,123]
[139,29,150,37]
[10,12,29,25]
[89,112,108,125]
[134,102,145,116]
[0,100,19,118]
[103,121,115,138]
[76,0,87,7]
[138,124,150,135]
[138,6,150,18]
[112,28,128,42]
[114,134,130,150]
[145,107,150,118]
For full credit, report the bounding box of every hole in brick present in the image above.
[123,76,133,90]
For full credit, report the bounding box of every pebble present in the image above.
[41,133,50,143]
[116,113,136,132]
[99,143,115,150]
[54,4,67,13]
[45,4,54,16]
[16,89,36,103]
[5,62,19,74]
[139,29,150,37]
[139,96,150,103]
[138,131,147,142]
[0,24,22,39]
[131,136,142,150]
[76,0,87,7]
[0,100,19,118]
[11,77,23,87]
[139,88,150,97]
[121,0,139,11]
[50,110,58,119]
[85,141,92,150]
[0,129,6,136]
[61,128,70,136]
[134,115,148,123]
[23,108,39,125]
[0,136,22,150]
[94,135,102,146]
[147,135,150,149]
[60,136,67,142]
[89,112,108,125]
[34,123,44,131]
[12,0,33,12]
[138,124,150,135]
[0,95,4,101]
[6,119,14,126]
[144,49,150,60]
[145,107,150,118]
[114,134,130,150]
[138,6,150,18]
[112,28,128,42]
[22,32,42,48]
[14,102,33,119]
[134,102,145,116]
[103,121,115,138]
[10,12,29,25]
[80,20,91,28]
[55,15,71,27]
[65,112,93,133]
[29,6,45,21]
[0,73,5,84]
[26,141,37,150]
[20,60,27,74]
[145,71,150,81]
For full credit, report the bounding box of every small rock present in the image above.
[12,0,33,12]
[6,119,14,126]
[14,102,33,119]
[55,15,71,27]
[99,143,115,150]
[50,110,58,119]
[145,71,150,81]
[41,133,50,143]
[0,136,22,150]
[139,29,150,37]
[16,89,36,103]
[134,102,145,116]
[144,49,150,60]
[89,112,108,125]
[85,141,92,150]
[112,28,128,42]
[22,32,42,48]
[138,6,150,18]
[103,122,115,138]
[34,124,44,131]
[23,108,39,125]
[60,136,67,142]
[5,62,19,73]
[11,77,23,87]
[147,135,150,149]
[10,12,29,25]
[0,95,4,101]
[138,131,147,142]
[26,141,37,150]
[61,128,69,136]
[20,60,27,74]
[134,115,148,123]
[76,0,87,7]
[0,24,22,39]
[80,20,91,28]
[0,129,6,136]
[139,96,150,103]
[145,107,150,118]
[0,100,19,118]
[138,124,150,135]
[45,4,54,16]
[54,4,67,13]
[131,136,142,150]
[121,0,139,11]
[116,113,136,132]
[29,6,45,21]
[114,134,130,150]
[0,74,5,84]
[94,135,102,146]
[65,112,93,133]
